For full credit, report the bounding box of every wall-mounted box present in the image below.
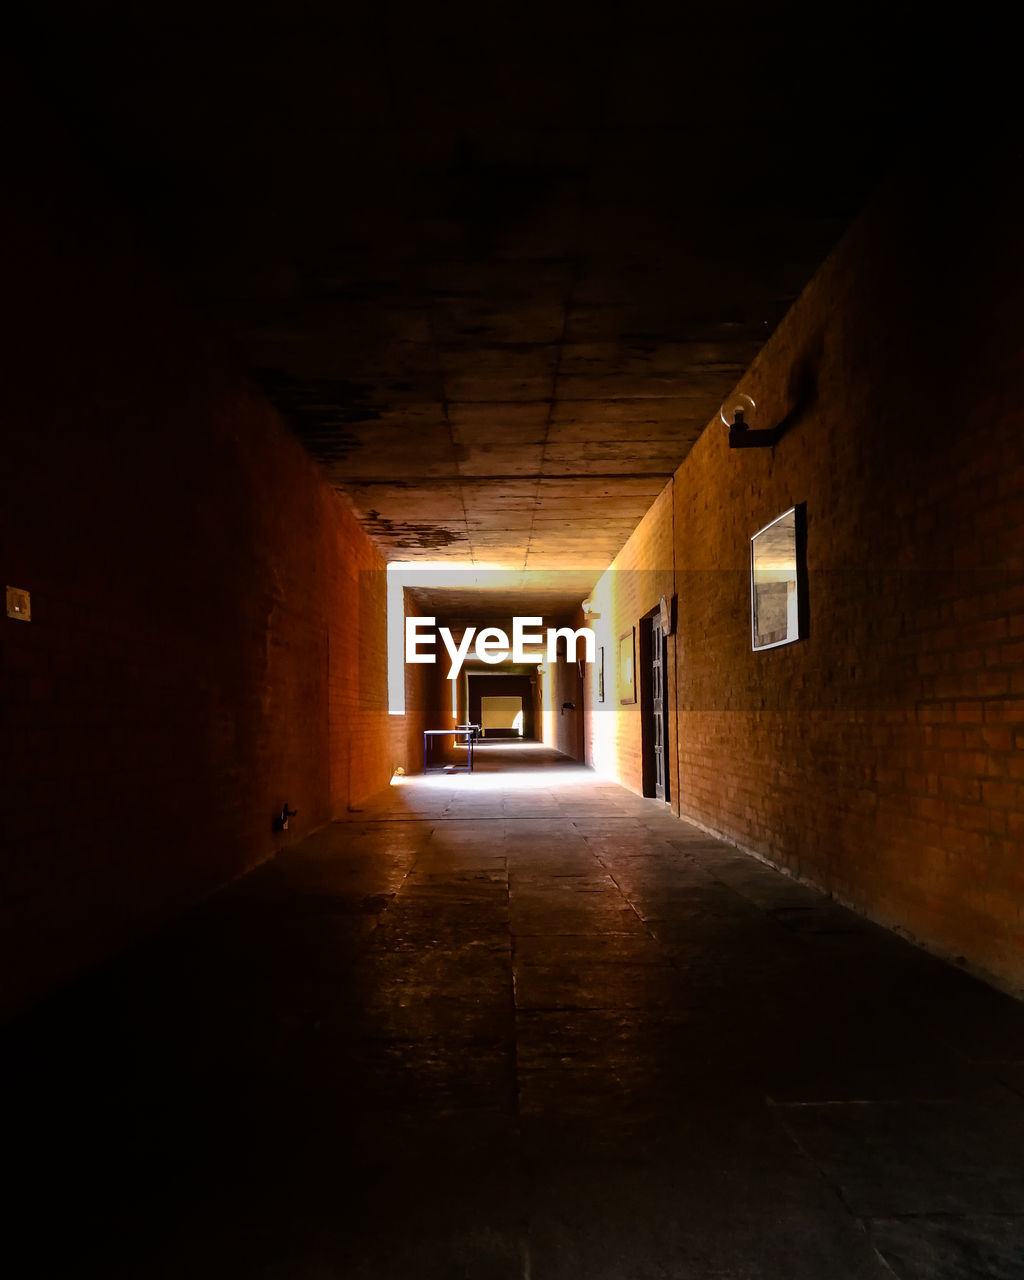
[6,586,31,622]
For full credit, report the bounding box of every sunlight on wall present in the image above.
[386,566,406,715]
[583,570,622,779]
[540,661,553,746]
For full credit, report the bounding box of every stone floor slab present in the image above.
[3,742,1023,1278]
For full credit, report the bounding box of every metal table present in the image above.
[423,726,477,774]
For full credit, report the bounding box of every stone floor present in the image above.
[5,743,1024,1278]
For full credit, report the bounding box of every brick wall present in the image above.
[594,157,1024,994]
[0,90,392,1019]
[389,595,444,775]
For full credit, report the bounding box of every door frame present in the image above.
[639,607,670,802]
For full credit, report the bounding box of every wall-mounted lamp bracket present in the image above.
[722,393,794,450]
[729,421,785,449]
[274,803,297,832]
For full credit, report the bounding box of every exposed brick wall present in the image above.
[594,159,1024,994]
[327,552,391,813]
[389,596,444,775]
[0,93,392,1019]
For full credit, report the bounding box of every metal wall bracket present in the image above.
[729,424,785,449]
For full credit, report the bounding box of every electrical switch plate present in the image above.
[6,586,31,621]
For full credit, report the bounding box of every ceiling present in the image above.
[404,581,587,630]
[11,1,938,609]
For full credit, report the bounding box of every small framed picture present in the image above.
[597,645,605,702]
[618,629,636,704]
[750,504,808,651]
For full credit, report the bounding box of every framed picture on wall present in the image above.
[750,503,808,651]
[597,645,605,702]
[618,629,636,704]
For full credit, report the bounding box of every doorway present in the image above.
[480,695,524,737]
[640,610,669,802]
[467,672,536,739]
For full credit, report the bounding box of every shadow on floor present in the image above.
[4,755,1024,1278]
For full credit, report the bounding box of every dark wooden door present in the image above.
[651,613,667,801]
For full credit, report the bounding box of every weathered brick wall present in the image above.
[583,158,1023,993]
[0,95,392,1018]
[389,596,443,775]
[669,162,1024,993]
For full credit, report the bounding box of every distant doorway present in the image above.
[481,695,524,737]
[468,673,536,739]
